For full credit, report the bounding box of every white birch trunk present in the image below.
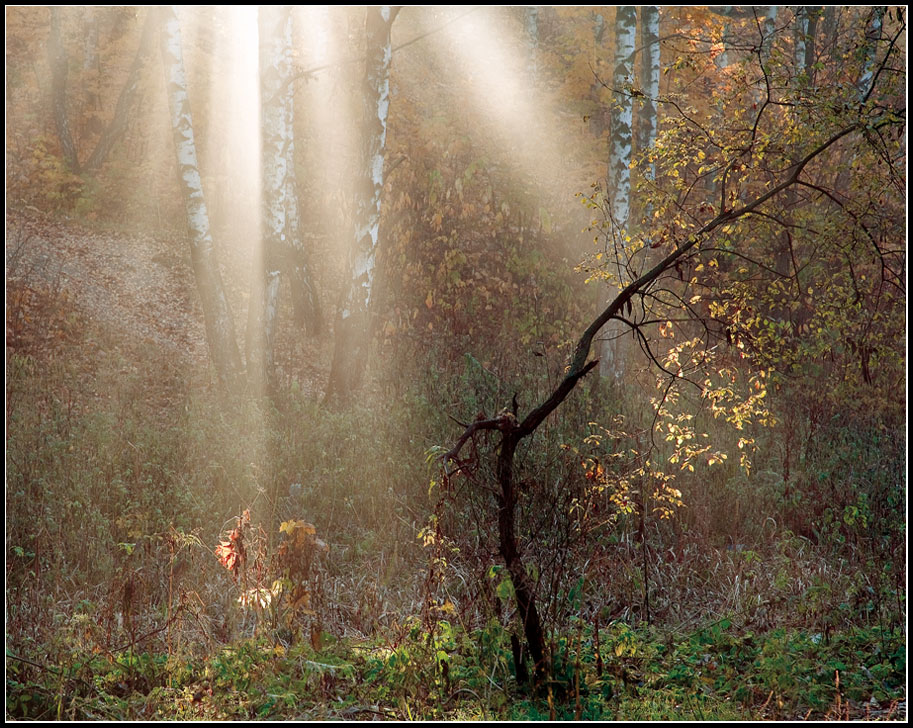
[326,6,395,401]
[601,6,636,381]
[247,5,293,391]
[637,7,660,180]
[159,6,242,384]
[608,6,635,231]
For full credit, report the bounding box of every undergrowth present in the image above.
[5,270,906,721]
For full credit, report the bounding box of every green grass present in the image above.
[7,617,905,720]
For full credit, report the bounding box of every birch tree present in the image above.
[159,6,242,384]
[247,6,294,391]
[325,6,398,402]
[600,6,636,380]
[636,7,660,199]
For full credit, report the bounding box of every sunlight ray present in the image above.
[435,8,598,219]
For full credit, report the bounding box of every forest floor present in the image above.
[6,207,334,397]
[7,207,209,365]
[5,208,907,721]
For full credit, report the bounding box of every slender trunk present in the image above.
[248,5,294,393]
[159,6,242,385]
[803,7,820,85]
[753,6,779,106]
[83,10,156,173]
[607,6,635,229]
[793,8,809,79]
[326,6,396,402]
[600,6,636,380]
[636,7,660,166]
[284,53,322,337]
[48,8,79,172]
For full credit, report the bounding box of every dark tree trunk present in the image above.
[497,432,546,681]
[83,10,156,173]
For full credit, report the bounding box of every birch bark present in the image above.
[247,6,293,391]
[159,6,242,385]
[325,6,396,402]
[600,7,636,380]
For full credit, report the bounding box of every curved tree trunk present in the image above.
[83,9,156,173]
[49,8,156,176]
[159,6,242,386]
[325,6,397,403]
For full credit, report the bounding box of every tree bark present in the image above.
[607,7,635,229]
[524,7,539,85]
[247,5,294,393]
[325,6,396,403]
[600,6,636,380]
[159,6,243,386]
[497,431,546,681]
[636,7,660,163]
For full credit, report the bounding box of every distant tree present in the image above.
[524,7,539,85]
[47,8,156,175]
[636,7,660,172]
[48,8,79,171]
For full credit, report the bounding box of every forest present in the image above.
[5,6,906,721]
